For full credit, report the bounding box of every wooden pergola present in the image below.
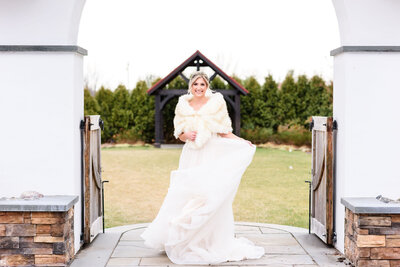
[147,50,249,147]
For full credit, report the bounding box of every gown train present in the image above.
[141,135,265,264]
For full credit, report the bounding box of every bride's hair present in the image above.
[188,71,213,96]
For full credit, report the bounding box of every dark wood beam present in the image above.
[179,73,189,83]
[157,89,237,96]
[223,96,236,113]
[159,89,187,96]
[160,95,175,110]
[209,72,217,81]
[187,62,208,67]
[215,90,237,96]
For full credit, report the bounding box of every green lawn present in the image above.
[101,146,311,229]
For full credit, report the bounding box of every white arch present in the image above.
[2,0,400,257]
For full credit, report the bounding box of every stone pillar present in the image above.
[332,0,400,253]
[0,196,78,267]
[0,0,86,253]
[342,197,400,266]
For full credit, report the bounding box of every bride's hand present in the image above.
[242,138,254,147]
[185,131,197,141]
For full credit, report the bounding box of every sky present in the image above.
[78,0,340,90]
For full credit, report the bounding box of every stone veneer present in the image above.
[342,198,400,267]
[0,196,78,267]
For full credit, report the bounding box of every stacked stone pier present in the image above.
[0,196,78,267]
[342,197,400,267]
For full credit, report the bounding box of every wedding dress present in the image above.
[141,92,265,264]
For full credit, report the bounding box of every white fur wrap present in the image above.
[173,92,233,149]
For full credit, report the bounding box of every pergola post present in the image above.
[234,94,241,136]
[154,94,162,148]
[160,101,164,144]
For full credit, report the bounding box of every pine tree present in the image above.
[84,88,100,116]
[130,81,155,142]
[112,84,133,132]
[261,75,280,132]
[210,76,226,90]
[279,71,297,125]
[295,75,311,126]
[95,86,114,142]
[307,75,332,118]
[241,76,262,129]
[167,76,187,89]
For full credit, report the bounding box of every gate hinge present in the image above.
[333,120,338,131]
[99,118,104,130]
[333,232,337,243]
[80,120,85,130]
[309,119,314,132]
[81,120,94,130]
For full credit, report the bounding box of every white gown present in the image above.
[141,134,265,264]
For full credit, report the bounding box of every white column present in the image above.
[0,0,86,253]
[332,0,400,253]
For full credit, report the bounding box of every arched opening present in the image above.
[78,0,340,236]
[77,4,342,265]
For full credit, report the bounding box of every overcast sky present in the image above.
[78,0,340,90]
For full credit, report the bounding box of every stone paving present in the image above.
[73,222,348,267]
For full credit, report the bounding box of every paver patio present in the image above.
[71,222,348,267]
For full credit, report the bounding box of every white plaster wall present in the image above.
[333,53,400,252]
[0,0,85,45]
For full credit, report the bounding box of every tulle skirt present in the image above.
[140,135,265,264]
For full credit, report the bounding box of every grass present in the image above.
[101,146,311,229]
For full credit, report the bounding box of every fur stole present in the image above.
[173,92,233,149]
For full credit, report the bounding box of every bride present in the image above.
[141,71,265,264]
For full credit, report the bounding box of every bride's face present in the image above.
[191,77,207,98]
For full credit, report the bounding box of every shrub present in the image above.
[242,125,311,147]
[113,128,142,144]
[84,72,330,146]
[241,127,274,144]
[273,125,311,147]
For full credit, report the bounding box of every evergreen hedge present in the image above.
[84,72,332,146]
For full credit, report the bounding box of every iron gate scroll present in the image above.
[83,115,103,243]
[310,116,334,245]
